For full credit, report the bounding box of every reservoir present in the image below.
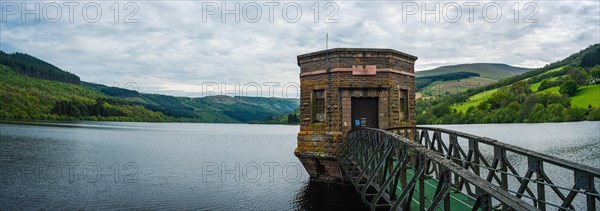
[0,121,598,210]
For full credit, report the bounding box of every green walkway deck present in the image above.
[395,168,477,210]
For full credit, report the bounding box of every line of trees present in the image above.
[51,98,129,117]
[250,109,300,124]
[418,87,600,124]
[0,51,80,84]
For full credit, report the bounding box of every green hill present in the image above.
[415,63,533,97]
[0,65,168,121]
[417,63,533,80]
[0,53,299,123]
[0,51,80,84]
[82,82,299,123]
[417,44,600,124]
[467,44,600,95]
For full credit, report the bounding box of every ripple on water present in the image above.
[0,121,598,210]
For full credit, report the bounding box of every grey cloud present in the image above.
[0,1,598,96]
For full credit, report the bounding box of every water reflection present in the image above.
[293,181,368,211]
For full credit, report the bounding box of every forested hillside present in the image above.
[82,82,299,122]
[0,53,299,123]
[0,51,80,84]
[0,65,168,121]
[417,44,600,124]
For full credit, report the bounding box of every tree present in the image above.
[487,87,514,109]
[497,101,521,123]
[287,114,299,124]
[546,103,566,122]
[510,80,531,95]
[568,67,589,85]
[540,92,570,107]
[520,94,540,121]
[590,65,600,79]
[588,107,600,121]
[477,101,489,111]
[538,79,551,91]
[452,93,469,105]
[563,107,585,121]
[510,80,531,103]
[416,110,434,124]
[530,103,547,122]
[559,80,578,96]
[580,48,600,67]
[431,102,451,118]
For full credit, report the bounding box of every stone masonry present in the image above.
[294,48,418,183]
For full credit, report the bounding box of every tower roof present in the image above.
[297,48,418,65]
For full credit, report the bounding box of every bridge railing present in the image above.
[388,126,600,211]
[338,127,538,211]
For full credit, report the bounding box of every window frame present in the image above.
[312,89,326,123]
[399,89,409,121]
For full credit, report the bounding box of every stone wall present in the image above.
[295,72,416,157]
[294,48,417,182]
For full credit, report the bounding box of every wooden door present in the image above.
[351,98,379,128]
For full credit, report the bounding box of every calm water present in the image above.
[0,121,598,210]
[430,122,600,168]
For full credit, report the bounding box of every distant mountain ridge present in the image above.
[0,53,299,123]
[417,63,533,80]
[415,63,533,97]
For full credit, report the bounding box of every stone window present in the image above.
[399,89,408,121]
[312,90,325,122]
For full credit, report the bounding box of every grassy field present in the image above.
[526,66,565,91]
[530,81,541,92]
[529,76,565,92]
[451,66,597,112]
[572,85,600,108]
[539,66,566,76]
[453,88,499,112]
[453,83,600,112]
[420,77,496,97]
[537,86,560,94]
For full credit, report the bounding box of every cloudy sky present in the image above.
[1,1,598,97]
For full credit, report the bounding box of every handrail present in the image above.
[388,126,600,176]
[339,127,539,211]
[387,126,600,211]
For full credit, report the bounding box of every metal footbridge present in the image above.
[337,127,600,210]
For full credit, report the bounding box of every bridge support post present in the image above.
[474,190,492,211]
[584,174,597,211]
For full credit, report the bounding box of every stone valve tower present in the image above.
[294,48,418,183]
